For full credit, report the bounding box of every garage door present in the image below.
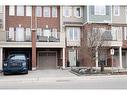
[38,52,56,69]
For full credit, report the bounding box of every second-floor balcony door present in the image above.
[16,27,24,41]
[43,29,51,38]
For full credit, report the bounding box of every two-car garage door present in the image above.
[38,52,57,69]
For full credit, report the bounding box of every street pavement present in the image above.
[0,70,127,89]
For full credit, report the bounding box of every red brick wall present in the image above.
[5,6,60,31]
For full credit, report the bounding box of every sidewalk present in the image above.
[0,69,127,82]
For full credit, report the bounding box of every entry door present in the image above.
[69,50,76,67]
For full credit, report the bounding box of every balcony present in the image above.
[101,30,122,47]
[0,31,65,48]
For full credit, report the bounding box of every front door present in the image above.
[69,50,76,67]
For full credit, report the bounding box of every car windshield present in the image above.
[9,55,26,60]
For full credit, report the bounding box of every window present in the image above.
[52,28,58,38]
[111,27,118,40]
[74,7,82,17]
[124,27,127,40]
[67,27,80,41]
[52,7,57,17]
[9,27,14,41]
[26,6,32,16]
[0,6,3,13]
[9,6,15,16]
[25,28,31,41]
[94,6,106,15]
[17,6,24,16]
[114,5,120,16]
[63,7,72,17]
[43,7,50,17]
[36,7,42,17]
[37,28,42,36]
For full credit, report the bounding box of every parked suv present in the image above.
[3,54,28,75]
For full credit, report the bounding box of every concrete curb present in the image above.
[0,74,127,82]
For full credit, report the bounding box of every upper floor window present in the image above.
[43,7,50,17]
[17,6,24,16]
[52,7,57,17]
[94,6,106,15]
[0,6,3,13]
[25,28,31,41]
[67,27,80,41]
[36,7,42,17]
[26,6,32,16]
[124,27,127,40]
[113,6,120,16]
[111,27,119,40]
[9,6,15,16]
[52,28,58,38]
[8,27,15,41]
[74,7,82,17]
[63,7,72,17]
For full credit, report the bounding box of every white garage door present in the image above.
[38,52,56,69]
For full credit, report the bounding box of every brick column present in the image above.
[31,6,36,70]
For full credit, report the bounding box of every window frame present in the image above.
[113,5,120,16]
[26,6,32,16]
[16,6,24,16]
[36,6,42,17]
[43,7,50,17]
[94,6,106,15]
[52,7,57,17]
[67,27,80,41]
[63,7,72,17]
[74,7,82,18]
[9,6,15,16]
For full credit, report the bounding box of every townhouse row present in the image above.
[0,5,127,70]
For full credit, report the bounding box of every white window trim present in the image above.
[63,7,72,17]
[9,27,15,40]
[43,7,50,17]
[124,27,127,40]
[113,5,120,16]
[67,27,80,41]
[26,6,32,16]
[111,27,118,41]
[9,6,15,16]
[94,6,106,15]
[74,7,82,18]
[52,7,57,17]
[17,6,24,16]
[36,6,42,17]
[125,7,127,23]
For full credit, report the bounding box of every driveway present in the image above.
[0,69,78,82]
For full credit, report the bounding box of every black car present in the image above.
[3,54,28,75]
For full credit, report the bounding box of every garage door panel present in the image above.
[38,52,56,69]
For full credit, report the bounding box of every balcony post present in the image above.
[0,48,3,71]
